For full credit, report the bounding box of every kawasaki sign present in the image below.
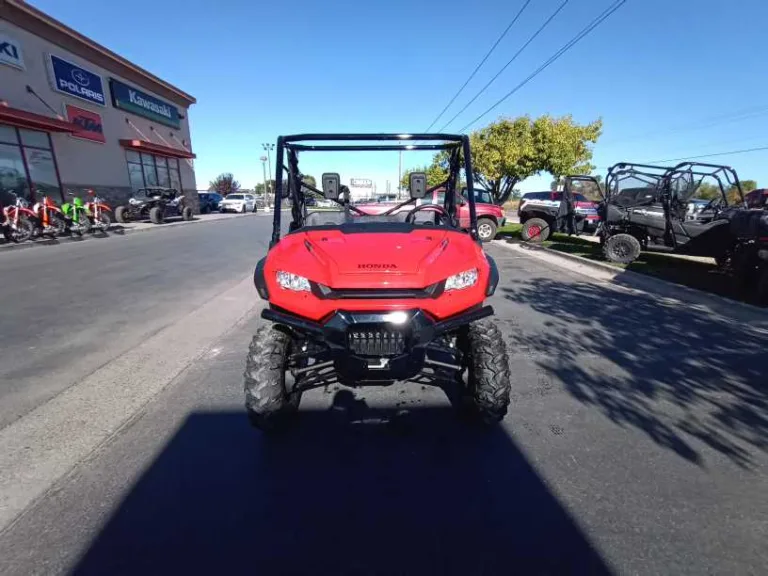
[109,78,180,129]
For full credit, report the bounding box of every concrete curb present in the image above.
[494,238,768,327]
[0,212,258,253]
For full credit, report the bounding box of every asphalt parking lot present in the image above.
[0,216,766,575]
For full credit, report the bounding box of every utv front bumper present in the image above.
[261,305,493,383]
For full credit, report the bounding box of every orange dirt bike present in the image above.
[84,189,112,232]
[1,191,36,243]
[31,191,69,238]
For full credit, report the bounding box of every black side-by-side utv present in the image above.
[568,162,747,265]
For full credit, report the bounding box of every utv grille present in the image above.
[348,329,406,356]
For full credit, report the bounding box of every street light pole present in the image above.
[262,143,274,203]
[260,155,269,206]
[398,149,402,199]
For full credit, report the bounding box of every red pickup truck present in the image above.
[356,187,505,242]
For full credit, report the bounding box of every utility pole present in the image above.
[260,155,269,206]
[398,149,402,199]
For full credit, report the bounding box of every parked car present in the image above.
[354,186,505,242]
[218,193,257,213]
[198,192,223,213]
[745,188,768,209]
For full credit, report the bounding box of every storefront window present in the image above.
[156,156,170,188]
[0,124,61,203]
[141,153,157,186]
[19,129,51,149]
[127,162,144,191]
[169,158,181,190]
[0,142,30,204]
[125,150,183,191]
[0,125,19,144]
[24,148,60,198]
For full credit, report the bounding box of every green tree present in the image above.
[209,172,240,195]
[470,115,602,205]
[740,179,758,193]
[400,163,449,191]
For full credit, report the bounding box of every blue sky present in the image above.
[29,0,768,193]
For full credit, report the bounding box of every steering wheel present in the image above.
[404,203,451,225]
[701,197,724,212]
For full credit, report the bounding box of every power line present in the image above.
[603,105,768,145]
[642,145,768,164]
[424,0,532,132]
[438,0,570,132]
[458,0,628,132]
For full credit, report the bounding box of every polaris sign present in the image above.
[48,55,106,106]
[109,78,180,129]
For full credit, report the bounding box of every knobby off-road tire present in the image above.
[76,212,91,235]
[603,233,641,264]
[460,320,511,425]
[7,217,34,242]
[115,205,128,223]
[182,206,193,221]
[95,212,111,232]
[521,217,551,242]
[244,325,302,432]
[149,206,164,224]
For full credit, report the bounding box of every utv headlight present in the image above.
[276,270,311,292]
[445,268,478,291]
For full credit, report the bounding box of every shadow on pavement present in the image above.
[503,279,768,468]
[72,393,613,576]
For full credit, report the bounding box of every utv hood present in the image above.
[268,228,483,290]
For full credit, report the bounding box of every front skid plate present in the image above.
[274,308,481,387]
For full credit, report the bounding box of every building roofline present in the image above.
[1,0,196,107]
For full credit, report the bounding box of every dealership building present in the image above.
[0,0,197,210]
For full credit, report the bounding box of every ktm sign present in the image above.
[65,105,106,143]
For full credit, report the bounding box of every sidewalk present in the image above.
[0,212,258,252]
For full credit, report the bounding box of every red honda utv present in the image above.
[244,133,511,431]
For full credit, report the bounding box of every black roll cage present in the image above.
[269,133,478,247]
[600,161,745,207]
[604,162,675,204]
[658,162,745,206]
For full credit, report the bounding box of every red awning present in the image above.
[119,139,196,159]
[0,104,79,133]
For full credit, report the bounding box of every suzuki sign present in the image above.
[0,34,25,70]
[48,54,106,106]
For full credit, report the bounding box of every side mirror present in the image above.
[280,174,292,199]
[321,173,340,200]
[409,172,427,199]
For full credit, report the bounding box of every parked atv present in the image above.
[115,187,193,225]
[243,133,511,433]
